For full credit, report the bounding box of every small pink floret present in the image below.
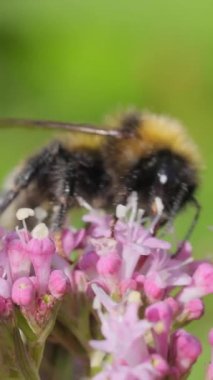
[145,301,173,326]
[193,263,213,291]
[165,297,179,316]
[48,270,67,299]
[96,252,121,275]
[12,277,35,306]
[79,251,99,271]
[144,276,165,301]
[172,329,202,374]
[184,298,204,320]
[62,228,85,256]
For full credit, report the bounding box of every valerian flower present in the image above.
[0,194,212,380]
[0,210,70,318]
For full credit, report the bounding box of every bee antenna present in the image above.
[164,185,199,246]
[182,196,201,242]
[175,196,201,254]
[0,118,122,138]
[167,184,187,223]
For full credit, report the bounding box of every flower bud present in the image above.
[96,252,121,275]
[165,297,179,316]
[171,329,202,375]
[144,275,165,302]
[12,277,35,306]
[193,263,213,292]
[62,228,85,257]
[79,251,99,271]
[146,301,173,325]
[48,270,67,299]
[183,298,204,321]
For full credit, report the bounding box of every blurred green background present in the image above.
[0,1,212,378]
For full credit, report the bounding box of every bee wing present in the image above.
[0,118,121,137]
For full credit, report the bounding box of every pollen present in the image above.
[127,290,141,304]
[116,204,127,219]
[18,282,27,290]
[16,207,35,221]
[31,222,49,239]
[153,197,164,215]
[154,321,165,334]
[34,206,48,222]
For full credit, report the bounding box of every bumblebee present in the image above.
[0,110,201,240]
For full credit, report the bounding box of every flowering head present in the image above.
[0,209,72,325]
[0,195,212,379]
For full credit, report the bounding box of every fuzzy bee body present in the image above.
[0,110,201,235]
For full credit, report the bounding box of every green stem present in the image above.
[52,321,88,357]
[58,294,91,353]
[51,322,90,377]
[29,342,45,369]
[13,327,40,380]
[15,307,37,342]
[29,302,61,368]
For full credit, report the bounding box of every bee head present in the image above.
[125,149,198,220]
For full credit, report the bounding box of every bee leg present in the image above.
[51,196,71,231]
[51,200,73,259]
[0,189,19,214]
[0,142,60,214]
[164,194,185,236]
[110,215,118,237]
[50,177,74,259]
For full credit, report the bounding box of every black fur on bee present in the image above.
[0,110,201,241]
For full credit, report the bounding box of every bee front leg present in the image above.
[52,203,71,259]
[51,196,73,232]
[50,173,75,259]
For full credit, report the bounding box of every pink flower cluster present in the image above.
[0,210,84,325]
[0,194,212,379]
[75,194,213,379]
